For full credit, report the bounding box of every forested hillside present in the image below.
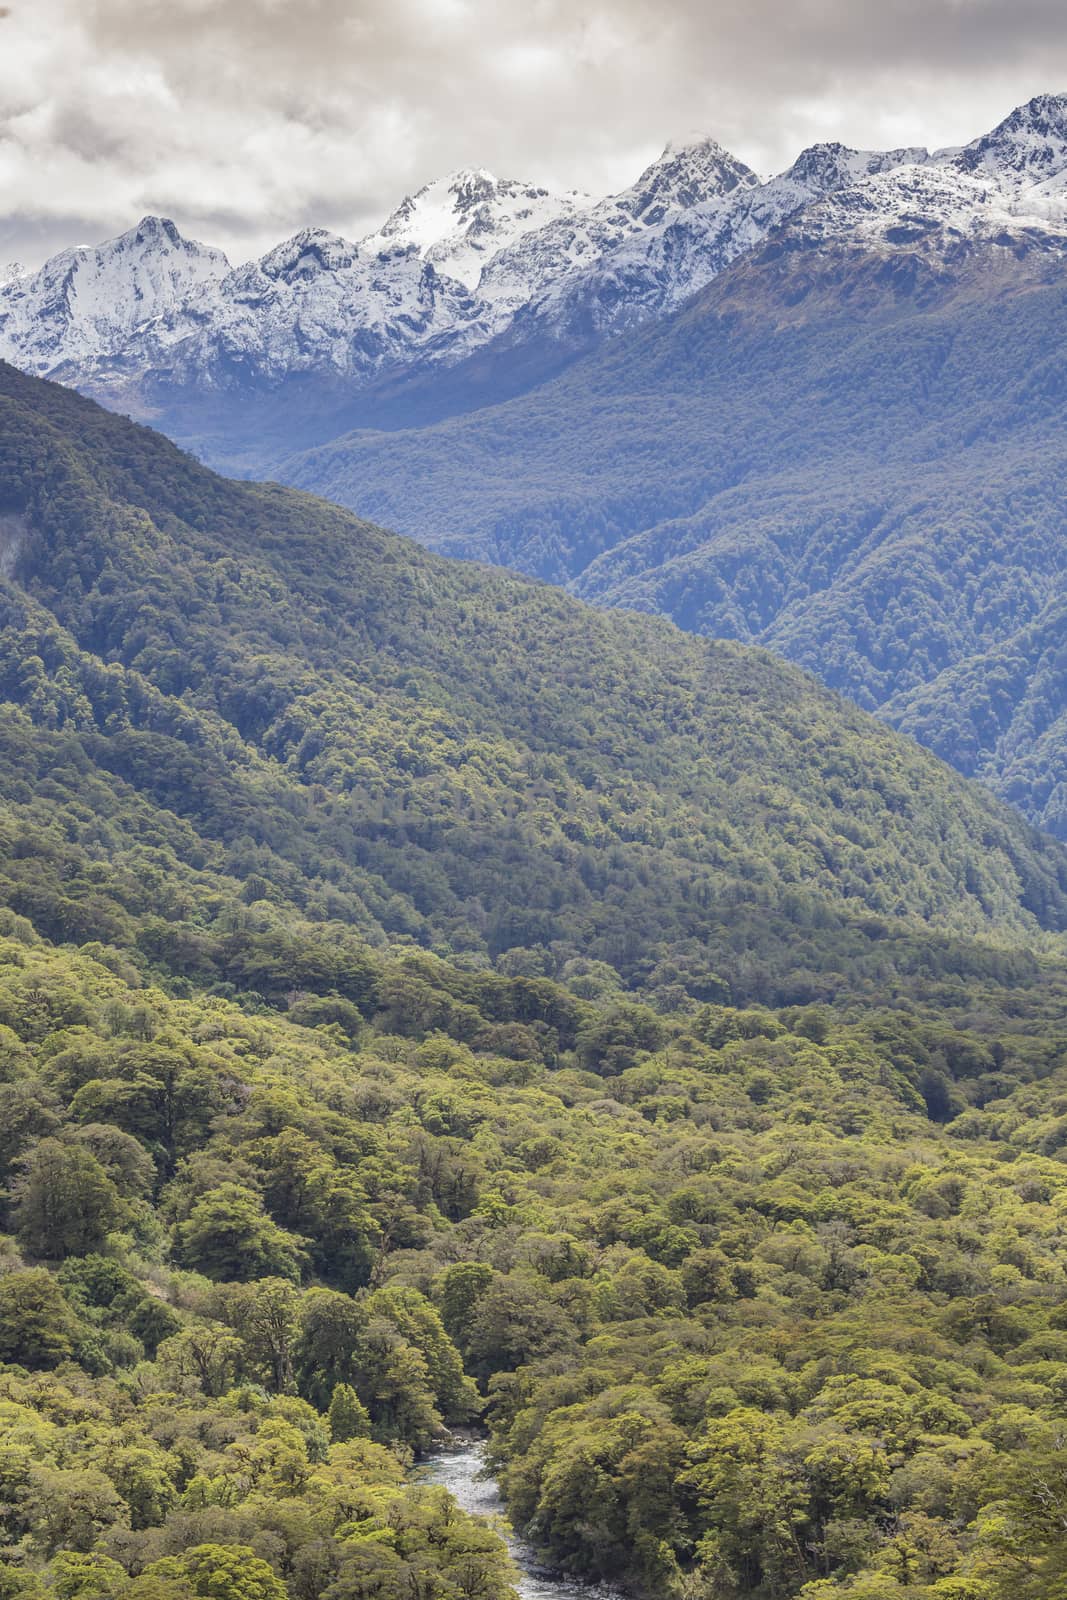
[889,594,1067,840]
[280,236,1067,840]
[4,369,1067,1599]
[2,361,1065,1005]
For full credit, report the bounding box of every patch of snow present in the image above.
[361,169,595,289]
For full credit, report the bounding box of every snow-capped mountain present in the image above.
[0,216,229,378]
[477,136,760,319]
[0,138,764,396]
[360,169,593,289]
[128,226,488,391]
[3,94,1067,433]
[775,96,1067,261]
[509,140,934,338]
[953,91,1067,202]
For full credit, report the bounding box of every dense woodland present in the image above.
[2,368,1067,1598]
[279,240,1067,840]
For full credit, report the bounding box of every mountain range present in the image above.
[277,93,1067,843]
[8,98,1065,461]
[3,95,1067,845]
[6,358,1066,1003]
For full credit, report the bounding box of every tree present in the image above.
[48,1551,129,1599]
[346,1316,443,1449]
[25,1465,124,1556]
[213,1277,299,1393]
[140,1545,286,1600]
[73,1122,155,1197]
[175,1184,308,1282]
[293,1288,367,1411]
[0,1269,81,1368]
[0,1082,60,1186]
[683,1409,808,1594]
[10,1139,123,1259]
[104,1442,180,1530]
[464,1275,574,1381]
[681,1248,734,1308]
[327,1383,370,1443]
[157,1324,244,1398]
[367,1285,478,1423]
[434,1261,494,1349]
[250,1129,375,1291]
[124,1294,182,1356]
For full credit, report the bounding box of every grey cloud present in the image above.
[0,0,1065,265]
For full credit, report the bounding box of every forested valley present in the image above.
[0,365,1067,1599]
[282,238,1067,843]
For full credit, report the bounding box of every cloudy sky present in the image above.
[1,0,1065,267]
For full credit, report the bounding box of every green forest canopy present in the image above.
[1,367,1067,1598]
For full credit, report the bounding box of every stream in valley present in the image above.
[418,1440,623,1600]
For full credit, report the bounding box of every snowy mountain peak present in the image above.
[627,137,759,222]
[106,216,230,271]
[786,142,930,189]
[130,215,183,248]
[980,91,1067,149]
[257,227,360,282]
[5,93,1067,419]
[954,92,1067,197]
[361,168,594,288]
[0,215,230,378]
[440,167,499,202]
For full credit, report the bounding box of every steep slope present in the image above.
[0,216,229,378]
[282,100,1067,839]
[480,137,930,345]
[3,96,1067,460]
[476,135,761,326]
[889,592,1067,836]
[1,362,1066,1017]
[0,140,766,471]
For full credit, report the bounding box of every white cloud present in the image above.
[0,0,1064,266]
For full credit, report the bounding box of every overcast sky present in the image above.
[1,0,1065,268]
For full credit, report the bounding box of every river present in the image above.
[418,1439,623,1600]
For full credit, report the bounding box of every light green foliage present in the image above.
[0,1270,82,1368]
[141,1545,287,1600]
[327,1384,370,1443]
[175,1185,308,1283]
[0,936,1065,1596]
